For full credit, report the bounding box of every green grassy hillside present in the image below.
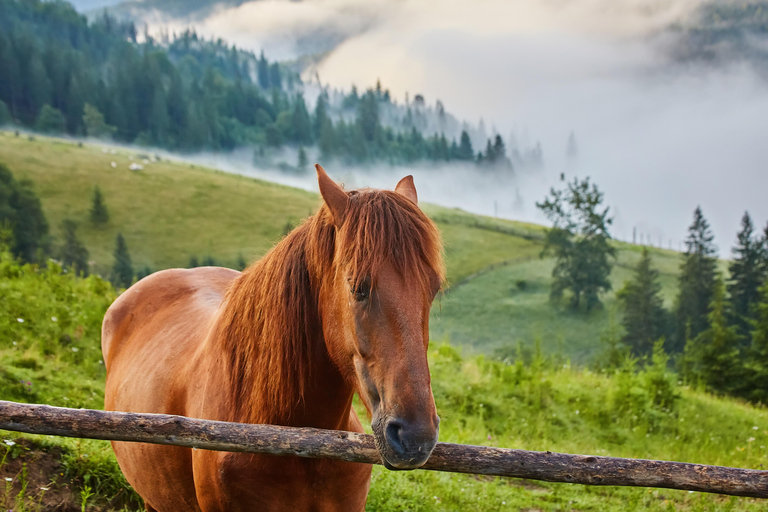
[431,245,685,362]
[1,252,767,511]
[0,131,687,364]
[0,131,535,286]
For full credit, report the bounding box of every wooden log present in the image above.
[1,400,766,498]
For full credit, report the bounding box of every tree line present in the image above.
[0,0,513,170]
[538,177,768,403]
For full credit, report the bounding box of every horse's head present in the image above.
[313,164,444,470]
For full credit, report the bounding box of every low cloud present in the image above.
[135,0,768,253]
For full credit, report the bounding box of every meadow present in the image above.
[0,131,685,363]
[2,251,768,511]
[1,133,764,511]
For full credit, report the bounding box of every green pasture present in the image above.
[1,253,767,511]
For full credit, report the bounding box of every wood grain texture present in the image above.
[1,400,766,498]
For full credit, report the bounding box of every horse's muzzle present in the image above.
[375,414,439,470]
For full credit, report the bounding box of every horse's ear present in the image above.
[316,164,348,225]
[395,175,418,205]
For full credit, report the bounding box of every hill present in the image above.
[2,251,767,511]
[0,131,684,364]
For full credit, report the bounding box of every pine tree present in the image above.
[268,63,281,89]
[617,247,670,357]
[111,233,133,288]
[318,119,336,159]
[357,90,380,143]
[744,282,768,403]
[681,276,741,394]
[457,131,474,160]
[89,186,109,226]
[674,206,718,353]
[136,266,152,281]
[58,219,89,276]
[728,212,764,342]
[236,253,247,271]
[313,92,329,140]
[188,255,199,268]
[0,163,49,263]
[0,100,10,125]
[290,93,312,145]
[297,146,308,171]
[257,52,270,89]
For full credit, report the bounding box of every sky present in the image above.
[73,0,768,255]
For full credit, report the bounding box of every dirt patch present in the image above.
[1,439,79,511]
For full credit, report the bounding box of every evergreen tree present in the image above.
[111,233,133,288]
[357,90,380,143]
[617,247,670,357]
[537,177,616,311]
[457,131,474,160]
[269,63,282,89]
[257,51,270,89]
[680,276,741,394]
[728,212,764,342]
[89,186,110,226]
[674,206,718,353]
[58,219,89,276]
[297,146,308,171]
[202,255,216,266]
[82,103,115,139]
[760,221,768,278]
[290,93,312,144]
[136,266,152,280]
[188,255,199,268]
[744,281,768,403]
[313,92,329,140]
[35,104,65,133]
[483,139,494,163]
[236,253,247,271]
[0,100,10,125]
[0,163,49,263]
[318,119,336,159]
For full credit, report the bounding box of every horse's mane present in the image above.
[216,188,444,425]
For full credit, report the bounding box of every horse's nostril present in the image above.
[385,420,405,453]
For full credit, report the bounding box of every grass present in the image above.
[0,131,536,286]
[0,132,319,275]
[431,245,686,363]
[2,253,768,511]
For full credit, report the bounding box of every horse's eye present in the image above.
[351,279,370,302]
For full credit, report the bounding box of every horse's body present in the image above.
[102,166,444,511]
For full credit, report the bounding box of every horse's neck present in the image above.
[208,234,356,430]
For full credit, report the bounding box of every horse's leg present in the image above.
[145,504,158,512]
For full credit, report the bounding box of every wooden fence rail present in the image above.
[1,400,766,498]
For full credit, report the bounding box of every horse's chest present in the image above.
[197,452,371,512]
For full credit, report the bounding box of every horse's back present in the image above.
[102,267,238,511]
[102,267,237,372]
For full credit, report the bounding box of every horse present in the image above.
[101,165,445,511]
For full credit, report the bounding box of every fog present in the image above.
[116,0,768,255]
[69,0,124,11]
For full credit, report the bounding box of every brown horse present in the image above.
[101,165,445,511]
